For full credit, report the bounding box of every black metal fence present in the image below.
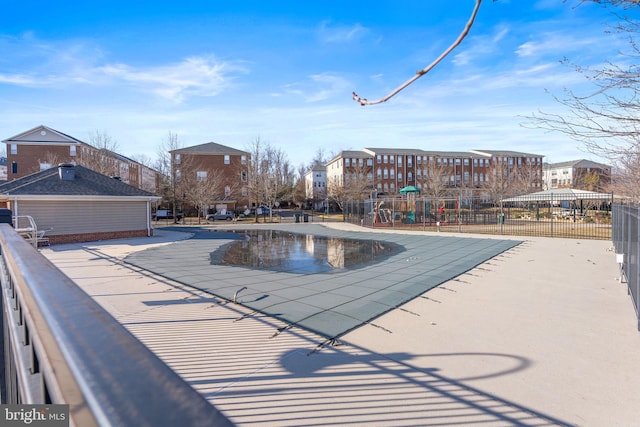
[344,193,614,240]
[0,224,233,426]
[612,203,640,331]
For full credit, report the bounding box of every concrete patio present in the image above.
[42,223,640,426]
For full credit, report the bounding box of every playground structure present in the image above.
[347,191,616,240]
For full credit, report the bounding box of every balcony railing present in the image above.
[0,224,234,426]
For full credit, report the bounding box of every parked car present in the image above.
[152,209,183,221]
[206,211,235,221]
[251,206,271,215]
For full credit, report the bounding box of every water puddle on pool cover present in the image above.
[209,229,403,273]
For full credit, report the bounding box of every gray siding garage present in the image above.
[0,164,160,244]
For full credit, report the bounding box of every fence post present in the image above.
[637,203,640,331]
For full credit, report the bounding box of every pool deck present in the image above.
[42,223,640,427]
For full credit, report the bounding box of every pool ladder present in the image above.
[233,286,247,303]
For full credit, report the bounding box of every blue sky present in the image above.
[1,1,636,169]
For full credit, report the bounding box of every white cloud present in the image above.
[98,56,247,102]
[317,21,369,44]
[0,34,246,103]
[516,32,607,59]
[282,72,352,103]
[452,25,510,66]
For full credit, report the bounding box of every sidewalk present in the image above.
[42,224,640,426]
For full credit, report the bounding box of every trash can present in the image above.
[498,213,505,224]
[303,214,309,223]
[0,208,13,227]
[294,214,300,223]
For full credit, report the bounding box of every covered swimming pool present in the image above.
[124,224,521,339]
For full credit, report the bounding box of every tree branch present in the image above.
[352,0,483,106]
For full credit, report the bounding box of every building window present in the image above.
[473,158,478,167]
[383,168,388,179]
[463,158,469,166]
[225,186,231,196]
[407,156,412,167]
[10,144,17,155]
[367,158,373,166]
[397,156,402,166]
[376,155,382,163]
[408,172,413,181]
[11,162,17,174]
[397,173,403,182]
[40,163,51,171]
[390,155,395,164]
[241,155,247,165]
[242,186,248,196]
[377,168,382,179]
[383,155,388,164]
[241,171,247,182]
[224,155,230,165]
[70,145,76,156]
[390,168,395,179]
[196,171,207,181]
[174,154,181,164]
[345,158,351,167]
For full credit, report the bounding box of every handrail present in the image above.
[0,224,234,426]
[13,215,38,247]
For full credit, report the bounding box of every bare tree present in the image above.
[510,162,541,195]
[156,131,183,216]
[176,160,226,223]
[326,161,374,219]
[526,1,640,199]
[482,160,513,210]
[77,130,121,176]
[245,138,293,221]
[420,157,451,200]
[129,153,154,168]
[32,151,64,173]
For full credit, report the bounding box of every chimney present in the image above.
[58,163,75,181]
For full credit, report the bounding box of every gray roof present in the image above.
[544,159,611,170]
[0,164,158,198]
[2,124,86,145]
[171,142,249,156]
[502,188,613,202]
[471,149,545,157]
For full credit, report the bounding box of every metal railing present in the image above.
[612,203,640,331]
[344,194,614,240]
[0,224,234,426]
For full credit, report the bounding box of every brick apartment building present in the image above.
[170,142,251,213]
[2,125,159,193]
[326,148,544,197]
